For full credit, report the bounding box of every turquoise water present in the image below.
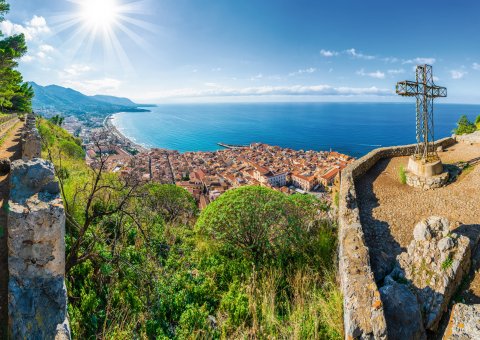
[111,103,480,157]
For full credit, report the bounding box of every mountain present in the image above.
[29,82,150,115]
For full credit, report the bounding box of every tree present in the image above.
[196,186,304,262]
[475,115,480,129]
[0,1,32,112]
[140,183,197,224]
[453,115,476,135]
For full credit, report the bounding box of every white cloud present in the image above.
[144,84,392,99]
[211,67,222,72]
[36,51,47,59]
[62,78,122,95]
[433,76,440,82]
[357,68,385,79]
[450,70,467,79]
[345,48,376,60]
[387,68,405,75]
[472,62,480,71]
[20,55,34,63]
[320,49,338,57]
[62,64,93,77]
[289,67,316,76]
[0,15,50,41]
[402,57,436,65]
[39,44,55,52]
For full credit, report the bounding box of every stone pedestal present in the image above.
[405,156,449,190]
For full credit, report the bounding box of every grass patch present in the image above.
[399,165,407,185]
[442,255,453,271]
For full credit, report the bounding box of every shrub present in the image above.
[399,166,407,184]
[59,140,85,159]
[196,186,303,263]
[442,255,453,270]
[475,115,480,129]
[453,115,476,135]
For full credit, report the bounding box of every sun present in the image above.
[80,0,120,29]
[55,0,153,67]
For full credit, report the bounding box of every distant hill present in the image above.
[29,82,151,115]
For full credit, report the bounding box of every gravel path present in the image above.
[0,122,23,337]
[355,142,480,296]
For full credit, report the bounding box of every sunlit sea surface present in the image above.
[111,102,479,157]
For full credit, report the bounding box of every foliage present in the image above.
[399,165,407,184]
[49,114,65,126]
[442,255,453,270]
[38,119,343,339]
[0,1,33,112]
[453,115,477,135]
[475,114,480,129]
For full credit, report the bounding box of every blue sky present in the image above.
[2,0,480,103]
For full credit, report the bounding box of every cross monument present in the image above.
[396,64,447,161]
[396,65,448,182]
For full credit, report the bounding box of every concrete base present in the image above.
[407,156,444,177]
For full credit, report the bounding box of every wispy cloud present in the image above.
[345,48,376,60]
[450,70,467,79]
[472,62,480,71]
[402,57,436,65]
[320,49,338,57]
[145,84,392,99]
[289,67,316,76]
[62,78,122,95]
[387,68,405,75]
[250,73,264,80]
[356,68,385,79]
[62,64,93,77]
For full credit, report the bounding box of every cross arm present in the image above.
[396,81,447,98]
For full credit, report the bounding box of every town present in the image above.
[63,115,354,209]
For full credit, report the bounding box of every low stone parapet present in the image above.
[7,158,71,339]
[455,131,480,144]
[338,137,455,339]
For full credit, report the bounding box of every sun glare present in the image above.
[80,0,119,28]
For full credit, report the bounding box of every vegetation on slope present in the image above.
[38,118,343,339]
[453,114,480,135]
[0,1,34,112]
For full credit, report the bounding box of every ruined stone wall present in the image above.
[7,114,71,339]
[338,137,456,339]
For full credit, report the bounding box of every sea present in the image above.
[111,102,480,158]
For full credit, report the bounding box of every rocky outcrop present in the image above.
[444,303,480,339]
[396,217,471,331]
[338,137,456,339]
[7,116,71,339]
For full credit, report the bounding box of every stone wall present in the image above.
[338,137,456,339]
[7,114,71,339]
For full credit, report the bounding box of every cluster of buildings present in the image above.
[73,116,353,209]
[94,141,353,209]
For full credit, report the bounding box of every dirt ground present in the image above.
[355,142,480,301]
[0,121,23,337]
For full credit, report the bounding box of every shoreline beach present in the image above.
[104,114,149,153]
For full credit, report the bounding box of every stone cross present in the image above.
[396,65,447,162]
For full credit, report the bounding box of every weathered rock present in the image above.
[22,127,42,160]
[443,303,480,339]
[8,159,70,339]
[379,280,426,340]
[397,217,471,331]
[455,131,480,144]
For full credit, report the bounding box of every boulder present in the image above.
[397,217,472,331]
[443,303,480,339]
[379,280,426,340]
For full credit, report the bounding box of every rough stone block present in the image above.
[443,303,480,339]
[7,158,70,339]
[397,217,471,331]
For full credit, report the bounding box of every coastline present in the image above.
[104,113,150,153]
